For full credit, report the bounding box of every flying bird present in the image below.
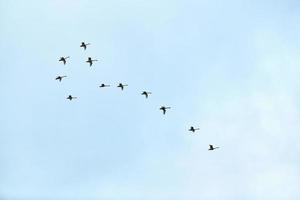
[99,84,110,88]
[141,91,151,98]
[117,83,128,90]
[160,106,171,115]
[80,42,90,50]
[86,57,98,66]
[55,76,67,82]
[59,56,70,65]
[208,144,219,151]
[189,126,200,133]
[67,95,77,101]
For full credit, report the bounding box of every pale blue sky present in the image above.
[1,0,300,199]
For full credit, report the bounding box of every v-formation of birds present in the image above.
[56,42,219,151]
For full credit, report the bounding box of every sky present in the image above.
[1,0,300,199]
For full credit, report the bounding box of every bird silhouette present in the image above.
[117,83,128,90]
[80,42,90,50]
[141,91,151,98]
[189,126,200,133]
[67,95,77,101]
[99,84,110,88]
[59,56,70,65]
[86,57,98,66]
[208,144,219,151]
[55,76,67,82]
[160,106,171,115]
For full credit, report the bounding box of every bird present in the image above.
[99,84,110,88]
[67,95,77,101]
[160,106,171,115]
[59,56,70,65]
[117,83,128,90]
[86,57,98,66]
[141,91,151,98]
[80,42,90,50]
[55,76,67,82]
[189,126,200,133]
[208,144,219,151]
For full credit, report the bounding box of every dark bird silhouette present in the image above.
[208,144,219,151]
[86,57,98,66]
[80,42,90,50]
[141,91,151,98]
[99,84,110,88]
[117,83,128,90]
[59,56,69,65]
[67,95,77,101]
[55,76,67,82]
[189,126,200,133]
[160,106,171,115]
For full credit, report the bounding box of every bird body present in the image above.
[67,95,77,101]
[80,42,90,50]
[208,144,219,151]
[117,83,128,90]
[99,84,110,88]
[59,56,70,65]
[86,57,98,66]
[160,106,171,115]
[55,75,67,82]
[189,126,200,132]
[141,91,151,98]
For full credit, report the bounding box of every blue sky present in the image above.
[1,0,300,199]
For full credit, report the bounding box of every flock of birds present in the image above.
[56,42,219,151]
